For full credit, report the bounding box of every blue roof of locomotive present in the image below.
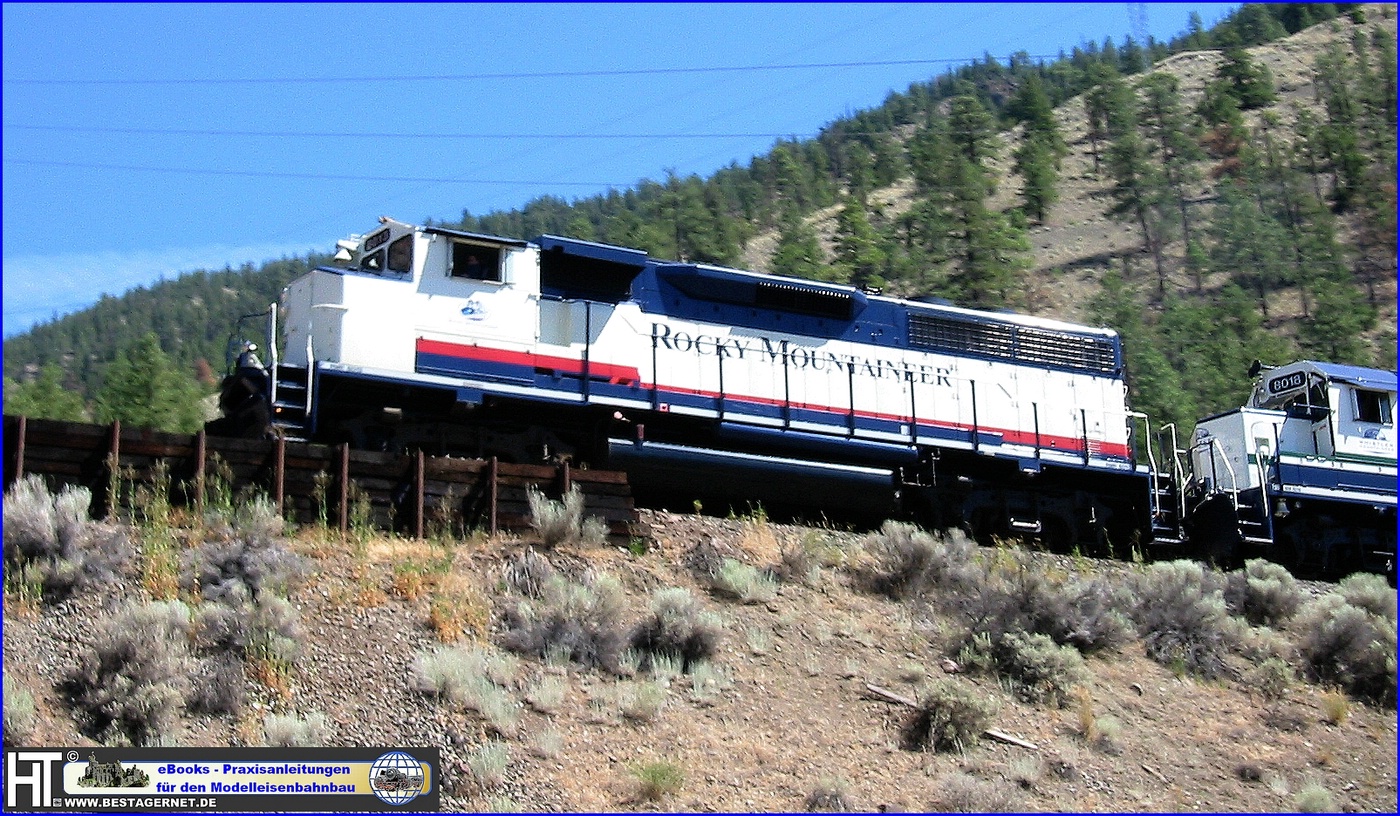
[1306,361,1398,391]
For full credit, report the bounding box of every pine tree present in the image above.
[1206,184,1292,319]
[832,200,887,290]
[1137,72,1204,248]
[1013,134,1058,224]
[769,210,830,281]
[3,363,88,422]
[92,332,206,433]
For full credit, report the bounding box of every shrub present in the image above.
[619,679,668,722]
[1294,781,1336,813]
[467,740,510,787]
[687,660,730,705]
[631,760,684,801]
[3,475,128,601]
[711,558,777,603]
[263,711,331,747]
[4,675,37,744]
[1248,657,1294,702]
[500,572,629,672]
[866,521,977,600]
[1224,559,1304,626]
[526,486,607,549]
[630,587,723,671]
[183,524,305,603]
[187,655,245,715]
[1130,560,1232,678]
[956,558,1132,656]
[901,679,997,753]
[990,631,1088,707]
[1295,593,1397,706]
[501,548,555,598]
[927,773,1019,812]
[64,600,192,745]
[525,676,566,714]
[804,777,853,812]
[530,725,563,759]
[411,644,519,717]
[1337,573,1396,622]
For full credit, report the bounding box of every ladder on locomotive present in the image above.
[263,304,314,442]
[1144,420,1187,546]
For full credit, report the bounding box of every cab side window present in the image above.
[1355,389,1393,425]
[387,235,414,274]
[450,242,502,281]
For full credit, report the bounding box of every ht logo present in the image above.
[7,752,63,808]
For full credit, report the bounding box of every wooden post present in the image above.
[194,429,207,515]
[13,415,26,482]
[488,456,499,535]
[560,460,572,495]
[338,442,350,536]
[274,436,286,516]
[414,449,425,540]
[106,420,122,520]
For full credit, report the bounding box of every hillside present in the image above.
[4,4,1395,437]
[4,499,1396,812]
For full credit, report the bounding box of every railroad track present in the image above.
[3,415,641,539]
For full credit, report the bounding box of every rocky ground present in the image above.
[4,508,1396,813]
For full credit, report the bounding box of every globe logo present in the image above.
[370,751,425,806]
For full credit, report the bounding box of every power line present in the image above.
[5,124,794,140]
[3,55,1064,86]
[2,158,630,187]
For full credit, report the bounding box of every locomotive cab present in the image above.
[1186,361,1397,575]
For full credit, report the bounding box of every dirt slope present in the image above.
[4,510,1395,813]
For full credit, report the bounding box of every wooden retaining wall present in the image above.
[2,416,640,539]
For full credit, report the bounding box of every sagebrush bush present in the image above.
[1294,592,1397,707]
[183,525,305,603]
[711,558,777,603]
[866,521,977,600]
[804,778,853,812]
[1247,657,1294,702]
[1337,572,1396,622]
[1224,559,1304,627]
[4,475,128,600]
[1294,781,1336,813]
[4,674,37,745]
[630,587,723,671]
[1130,560,1232,678]
[927,772,1019,813]
[902,679,997,753]
[64,600,192,745]
[991,631,1089,707]
[411,644,516,708]
[527,486,608,548]
[956,557,1132,656]
[187,655,246,715]
[263,711,331,747]
[500,572,628,672]
[501,548,555,598]
[619,679,668,722]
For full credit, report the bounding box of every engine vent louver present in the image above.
[907,313,1117,374]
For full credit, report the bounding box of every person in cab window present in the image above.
[465,255,484,279]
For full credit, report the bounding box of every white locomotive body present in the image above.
[216,216,1396,574]
[230,217,1158,549]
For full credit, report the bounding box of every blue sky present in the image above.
[2,2,1240,338]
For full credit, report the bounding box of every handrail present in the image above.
[267,303,279,409]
